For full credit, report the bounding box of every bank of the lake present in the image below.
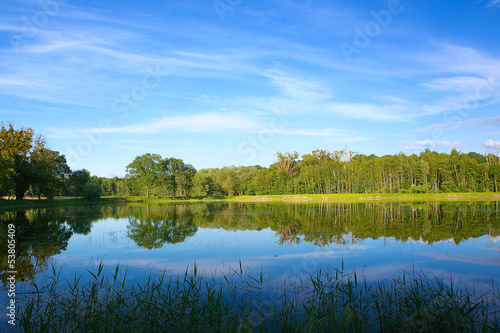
[2,192,500,212]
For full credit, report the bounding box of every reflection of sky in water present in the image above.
[43,216,500,294]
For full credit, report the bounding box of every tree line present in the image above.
[104,148,500,198]
[1,123,499,199]
[0,123,101,200]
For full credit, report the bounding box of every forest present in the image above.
[1,123,500,200]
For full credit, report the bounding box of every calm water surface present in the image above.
[1,201,500,295]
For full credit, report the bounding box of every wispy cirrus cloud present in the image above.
[421,115,500,131]
[419,45,500,115]
[275,129,344,136]
[326,103,411,122]
[99,112,262,134]
[485,0,500,8]
[399,140,462,150]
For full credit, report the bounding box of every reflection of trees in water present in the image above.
[277,222,301,245]
[126,205,198,249]
[0,206,103,285]
[121,201,500,249]
[0,210,72,286]
[1,201,498,284]
[180,201,500,247]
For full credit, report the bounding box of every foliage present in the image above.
[125,154,197,198]
[0,123,71,199]
[126,153,163,198]
[67,169,92,197]
[81,182,102,200]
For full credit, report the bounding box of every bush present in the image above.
[81,183,102,200]
[411,185,427,194]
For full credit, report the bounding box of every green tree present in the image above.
[0,123,70,200]
[126,153,163,198]
[274,151,299,176]
[31,138,71,199]
[67,169,92,197]
[81,183,102,200]
[0,149,14,197]
[193,170,217,196]
[0,123,35,199]
[163,158,196,198]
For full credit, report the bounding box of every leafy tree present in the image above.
[67,169,92,197]
[163,158,196,198]
[81,183,102,200]
[0,123,35,199]
[0,123,70,199]
[0,150,14,197]
[126,153,163,198]
[31,138,71,199]
[193,170,217,196]
[274,151,299,176]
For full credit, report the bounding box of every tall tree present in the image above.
[163,158,196,198]
[0,123,70,200]
[126,153,163,198]
[274,151,299,176]
[67,169,92,197]
[30,138,71,199]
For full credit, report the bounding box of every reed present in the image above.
[12,263,500,332]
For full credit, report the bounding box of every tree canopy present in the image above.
[0,123,71,199]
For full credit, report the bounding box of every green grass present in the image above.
[2,192,499,212]
[0,197,121,212]
[111,192,500,204]
[12,262,500,332]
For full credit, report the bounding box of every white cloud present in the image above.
[400,140,462,150]
[327,103,411,122]
[486,0,500,7]
[275,128,344,136]
[263,68,334,102]
[421,115,500,131]
[99,112,261,134]
[483,139,500,147]
[419,45,500,115]
[421,76,494,93]
[327,136,371,143]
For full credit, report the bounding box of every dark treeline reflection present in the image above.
[0,206,104,285]
[1,202,499,285]
[110,202,500,247]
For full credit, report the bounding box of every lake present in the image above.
[2,201,499,294]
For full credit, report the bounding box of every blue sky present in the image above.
[1,0,500,177]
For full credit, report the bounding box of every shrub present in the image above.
[82,182,102,200]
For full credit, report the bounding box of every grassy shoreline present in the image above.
[1,192,500,211]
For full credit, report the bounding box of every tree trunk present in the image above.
[15,188,25,200]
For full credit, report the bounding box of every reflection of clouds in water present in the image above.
[408,238,456,244]
[487,235,500,243]
[422,252,500,266]
[271,246,372,260]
